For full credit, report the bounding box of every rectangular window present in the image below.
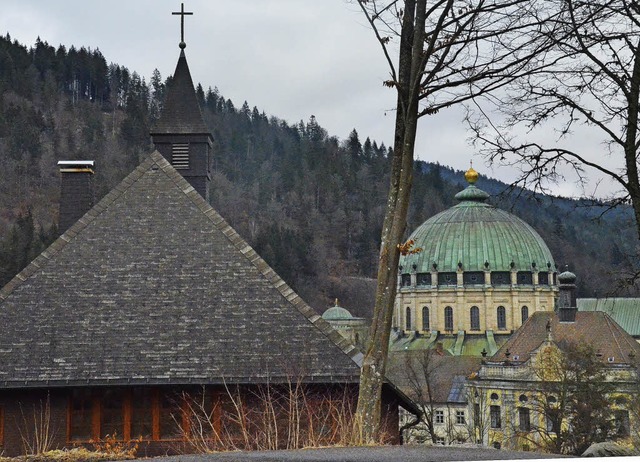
[615,410,630,437]
[434,410,444,424]
[131,388,154,440]
[455,410,465,425]
[490,405,501,429]
[491,272,511,285]
[160,392,183,439]
[101,389,124,439]
[70,389,94,441]
[417,273,431,286]
[0,405,3,448]
[518,407,531,432]
[546,409,559,433]
[438,272,457,286]
[435,436,445,445]
[474,403,480,429]
[172,143,190,169]
[538,272,549,285]
[463,271,484,285]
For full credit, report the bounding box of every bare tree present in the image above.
[403,349,442,443]
[469,0,640,243]
[466,383,491,446]
[352,0,557,441]
[521,341,623,455]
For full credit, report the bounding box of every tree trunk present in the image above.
[354,0,426,442]
[625,37,640,242]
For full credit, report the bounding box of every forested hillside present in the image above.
[0,34,637,318]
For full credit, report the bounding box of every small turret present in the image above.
[557,267,578,322]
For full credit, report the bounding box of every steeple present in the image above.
[150,5,213,201]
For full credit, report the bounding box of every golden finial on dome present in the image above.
[465,161,479,184]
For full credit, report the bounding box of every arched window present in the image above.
[521,306,529,324]
[470,306,480,331]
[444,306,454,331]
[406,307,412,330]
[422,306,430,331]
[497,306,506,330]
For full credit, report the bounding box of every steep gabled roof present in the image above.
[150,50,209,135]
[491,311,640,364]
[0,152,362,388]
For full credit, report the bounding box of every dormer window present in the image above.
[172,143,190,169]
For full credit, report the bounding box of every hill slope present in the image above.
[0,34,637,319]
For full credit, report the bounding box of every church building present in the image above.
[392,167,558,356]
[0,11,415,456]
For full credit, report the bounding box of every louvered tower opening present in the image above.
[172,143,190,169]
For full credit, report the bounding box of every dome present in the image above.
[322,301,355,321]
[558,269,577,284]
[400,172,555,274]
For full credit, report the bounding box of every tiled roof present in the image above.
[578,298,640,337]
[150,50,209,135]
[492,311,640,364]
[0,152,363,388]
[386,352,481,403]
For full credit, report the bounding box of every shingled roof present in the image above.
[0,152,363,388]
[491,311,640,365]
[150,49,209,135]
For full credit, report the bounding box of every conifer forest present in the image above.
[0,34,637,317]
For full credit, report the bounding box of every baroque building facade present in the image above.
[468,271,640,453]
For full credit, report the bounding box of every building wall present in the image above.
[395,273,556,334]
[467,364,638,452]
[0,383,401,456]
[325,320,369,350]
[400,404,471,445]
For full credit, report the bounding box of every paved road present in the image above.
[131,445,570,462]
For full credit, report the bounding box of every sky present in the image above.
[0,0,620,198]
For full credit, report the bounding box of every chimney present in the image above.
[57,160,95,235]
[557,267,578,322]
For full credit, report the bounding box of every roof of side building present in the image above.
[0,152,363,388]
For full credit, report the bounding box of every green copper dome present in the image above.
[401,173,555,274]
[322,301,355,321]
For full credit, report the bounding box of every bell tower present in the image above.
[150,3,213,201]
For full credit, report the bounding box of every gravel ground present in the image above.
[129,445,571,462]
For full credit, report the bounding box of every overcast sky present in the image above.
[0,0,620,198]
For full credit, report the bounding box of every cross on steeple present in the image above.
[172,3,193,48]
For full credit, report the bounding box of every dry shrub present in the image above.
[90,433,140,459]
[179,381,379,453]
[17,394,57,456]
[0,446,133,462]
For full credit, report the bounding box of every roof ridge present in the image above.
[0,154,160,302]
